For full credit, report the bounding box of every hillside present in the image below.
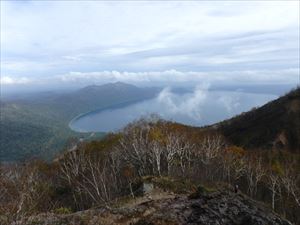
[217,87,300,152]
[1,117,299,224]
[0,82,159,161]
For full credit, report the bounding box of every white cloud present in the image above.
[217,95,241,113]
[157,85,209,120]
[2,68,297,89]
[0,76,32,85]
[0,1,299,89]
[56,68,299,86]
[150,86,277,124]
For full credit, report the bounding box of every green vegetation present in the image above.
[0,82,158,161]
[53,207,72,215]
[0,101,88,161]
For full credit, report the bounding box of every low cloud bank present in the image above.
[145,86,277,125]
[1,69,298,88]
[59,69,299,86]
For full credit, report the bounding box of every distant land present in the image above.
[0,82,159,161]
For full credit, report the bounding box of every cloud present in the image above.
[157,85,209,120]
[71,85,278,132]
[0,1,299,89]
[217,95,241,113]
[57,68,299,86]
[0,76,32,85]
[149,86,277,124]
[1,68,298,89]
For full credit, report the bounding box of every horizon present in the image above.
[1,81,297,99]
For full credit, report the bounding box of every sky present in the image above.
[1,1,299,92]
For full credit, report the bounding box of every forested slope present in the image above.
[0,82,158,161]
[217,87,300,152]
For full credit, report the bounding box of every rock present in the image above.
[12,190,293,225]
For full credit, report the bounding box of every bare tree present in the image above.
[78,156,112,204]
[198,135,224,165]
[222,146,246,184]
[60,149,118,207]
[195,135,226,182]
[118,127,150,176]
[244,155,266,197]
[267,172,281,210]
[174,136,195,176]
[281,160,300,207]
[60,149,87,208]
[149,140,164,176]
[164,133,181,176]
[0,162,53,222]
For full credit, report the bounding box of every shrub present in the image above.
[53,207,72,214]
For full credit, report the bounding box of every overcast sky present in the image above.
[1,1,299,90]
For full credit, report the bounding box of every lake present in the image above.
[69,89,277,132]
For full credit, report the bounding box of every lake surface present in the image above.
[69,90,277,132]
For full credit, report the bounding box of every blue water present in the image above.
[69,90,277,132]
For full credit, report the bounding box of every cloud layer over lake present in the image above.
[70,87,277,132]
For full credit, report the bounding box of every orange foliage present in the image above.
[225,146,246,158]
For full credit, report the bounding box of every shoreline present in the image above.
[68,96,157,132]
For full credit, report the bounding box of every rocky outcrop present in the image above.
[13,190,292,225]
[187,190,292,225]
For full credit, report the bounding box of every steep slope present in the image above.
[217,87,300,152]
[13,189,292,225]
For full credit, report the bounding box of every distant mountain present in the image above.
[26,82,159,120]
[0,82,159,161]
[217,87,300,152]
[51,82,158,120]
